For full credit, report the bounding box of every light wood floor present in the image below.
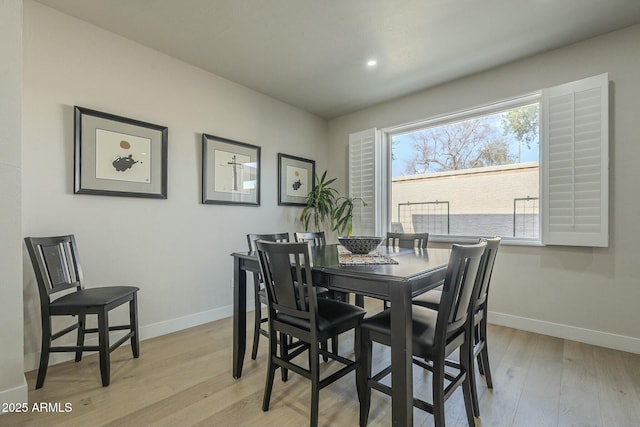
[3,301,640,427]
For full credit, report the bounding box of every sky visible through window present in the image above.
[391,105,540,178]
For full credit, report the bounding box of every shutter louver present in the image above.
[349,129,377,236]
[542,73,608,247]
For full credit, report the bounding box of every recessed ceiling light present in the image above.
[367,59,377,67]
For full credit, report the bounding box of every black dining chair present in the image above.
[413,237,501,416]
[246,233,291,360]
[295,231,347,356]
[247,232,332,361]
[357,241,486,427]
[294,231,326,247]
[23,235,140,388]
[385,231,429,250]
[382,232,430,308]
[256,240,366,427]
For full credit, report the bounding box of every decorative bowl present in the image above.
[338,236,384,254]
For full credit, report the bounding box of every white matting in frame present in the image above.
[202,133,261,206]
[278,153,315,206]
[74,106,168,199]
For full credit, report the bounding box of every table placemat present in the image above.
[338,252,399,266]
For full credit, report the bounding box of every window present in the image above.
[390,97,540,241]
[349,73,608,247]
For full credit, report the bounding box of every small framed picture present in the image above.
[278,153,315,206]
[74,106,168,199]
[202,133,261,206]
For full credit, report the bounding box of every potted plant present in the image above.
[300,170,365,236]
[332,196,366,237]
[300,171,339,232]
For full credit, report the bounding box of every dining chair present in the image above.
[247,232,332,361]
[246,233,291,360]
[24,235,140,388]
[381,231,430,309]
[256,240,366,427]
[413,237,501,416]
[357,241,486,427]
[295,232,345,302]
[385,231,429,250]
[294,231,326,247]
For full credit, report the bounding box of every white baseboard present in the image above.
[139,305,232,341]
[23,304,239,372]
[0,377,28,407]
[488,311,640,355]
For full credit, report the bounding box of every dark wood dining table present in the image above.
[231,244,451,427]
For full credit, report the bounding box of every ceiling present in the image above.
[34,0,640,119]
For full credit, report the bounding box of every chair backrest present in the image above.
[473,237,501,309]
[255,240,317,325]
[436,242,486,338]
[294,231,326,247]
[246,232,290,252]
[24,235,84,306]
[385,232,429,249]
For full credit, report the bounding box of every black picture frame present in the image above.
[74,106,168,199]
[278,153,315,206]
[202,133,261,206]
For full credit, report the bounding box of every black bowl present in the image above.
[338,236,384,254]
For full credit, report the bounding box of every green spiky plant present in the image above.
[332,196,366,237]
[300,171,339,232]
[300,170,366,236]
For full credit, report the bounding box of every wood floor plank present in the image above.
[593,345,640,427]
[474,328,537,427]
[557,340,604,427]
[510,334,564,427]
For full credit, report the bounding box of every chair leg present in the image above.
[75,314,86,362]
[358,329,372,427]
[97,310,111,387]
[475,322,484,375]
[320,340,328,362]
[130,294,140,358]
[280,332,289,382]
[354,326,362,402]
[331,336,339,355]
[432,359,446,427]
[36,315,52,389]
[262,336,278,411]
[479,319,493,389]
[465,339,480,418]
[251,300,262,360]
[251,273,263,360]
[309,341,320,427]
[462,372,476,426]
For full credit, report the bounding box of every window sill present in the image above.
[428,235,544,247]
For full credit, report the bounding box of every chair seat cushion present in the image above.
[50,286,139,308]
[412,288,442,309]
[278,298,365,334]
[362,306,440,357]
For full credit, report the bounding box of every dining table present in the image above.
[231,243,451,427]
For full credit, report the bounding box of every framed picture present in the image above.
[278,153,315,206]
[74,106,168,199]
[202,133,261,206]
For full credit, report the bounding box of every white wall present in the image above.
[328,25,640,353]
[0,0,28,406]
[19,0,327,370]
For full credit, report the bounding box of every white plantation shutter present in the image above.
[348,129,386,236]
[541,73,609,247]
